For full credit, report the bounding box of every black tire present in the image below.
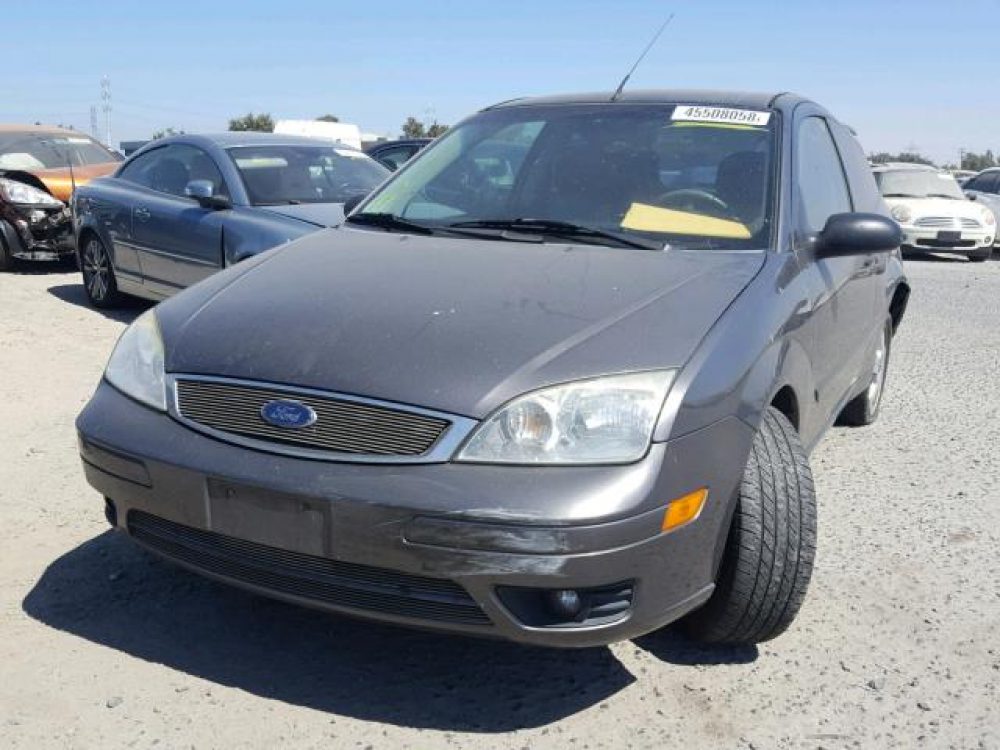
[838,317,892,427]
[80,234,123,308]
[968,247,991,262]
[0,227,14,272]
[680,407,817,645]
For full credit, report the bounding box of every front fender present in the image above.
[655,252,818,449]
[222,209,321,266]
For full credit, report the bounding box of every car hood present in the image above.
[161,229,765,418]
[257,202,345,227]
[884,196,992,221]
[30,162,119,201]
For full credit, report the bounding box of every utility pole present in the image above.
[100,76,112,147]
[90,106,98,139]
[959,148,966,170]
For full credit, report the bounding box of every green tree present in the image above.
[228,112,275,132]
[402,116,448,138]
[151,127,184,140]
[316,114,340,122]
[961,150,997,172]
[401,116,426,138]
[425,121,448,138]
[869,151,936,167]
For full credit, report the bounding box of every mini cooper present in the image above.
[77,90,908,647]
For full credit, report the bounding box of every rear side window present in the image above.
[829,123,882,212]
[119,144,228,199]
[967,172,999,193]
[796,117,852,233]
[375,145,418,170]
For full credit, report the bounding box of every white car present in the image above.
[873,164,995,262]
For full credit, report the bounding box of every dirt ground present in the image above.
[1,257,998,749]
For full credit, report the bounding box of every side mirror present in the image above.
[814,213,902,258]
[185,179,230,210]
[966,192,977,201]
[342,193,366,215]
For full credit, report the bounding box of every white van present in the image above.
[273,120,363,150]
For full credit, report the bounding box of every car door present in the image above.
[126,144,228,296]
[795,115,881,417]
[964,171,1000,233]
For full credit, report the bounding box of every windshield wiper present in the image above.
[448,218,662,251]
[881,192,921,198]
[257,199,303,205]
[345,212,435,235]
[926,193,961,200]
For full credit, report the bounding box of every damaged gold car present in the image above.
[0,125,121,270]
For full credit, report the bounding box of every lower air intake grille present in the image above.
[128,511,491,626]
[174,378,450,457]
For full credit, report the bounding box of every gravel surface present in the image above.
[1,257,998,749]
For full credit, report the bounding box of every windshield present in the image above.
[875,169,965,199]
[227,145,389,205]
[353,103,778,250]
[0,132,120,170]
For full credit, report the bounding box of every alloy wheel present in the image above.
[83,239,110,302]
[866,326,889,415]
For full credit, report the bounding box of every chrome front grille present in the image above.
[960,217,983,229]
[173,377,459,460]
[913,216,955,228]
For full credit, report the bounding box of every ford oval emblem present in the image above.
[260,399,317,429]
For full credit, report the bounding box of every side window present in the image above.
[982,173,1000,194]
[829,122,882,212]
[796,117,852,233]
[376,146,417,171]
[118,144,227,199]
[118,148,165,189]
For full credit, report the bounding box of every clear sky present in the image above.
[5,0,995,164]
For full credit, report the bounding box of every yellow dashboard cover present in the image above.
[621,203,751,239]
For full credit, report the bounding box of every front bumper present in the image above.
[0,203,74,260]
[899,225,994,252]
[76,381,752,647]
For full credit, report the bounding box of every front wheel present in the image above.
[968,247,992,263]
[838,318,892,427]
[680,407,817,645]
[80,235,123,308]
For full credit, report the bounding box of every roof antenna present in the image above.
[610,13,675,102]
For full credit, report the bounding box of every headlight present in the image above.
[457,371,675,465]
[104,310,167,411]
[0,177,62,207]
[890,204,912,223]
[981,207,996,227]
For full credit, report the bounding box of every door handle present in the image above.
[134,206,150,221]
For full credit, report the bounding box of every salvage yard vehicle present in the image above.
[0,125,121,270]
[962,167,1000,246]
[73,132,389,307]
[364,138,432,171]
[78,90,909,648]
[873,163,995,262]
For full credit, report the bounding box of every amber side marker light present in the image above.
[662,488,709,532]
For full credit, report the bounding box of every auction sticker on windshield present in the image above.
[671,106,771,126]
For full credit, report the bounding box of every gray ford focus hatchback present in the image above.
[77,90,908,647]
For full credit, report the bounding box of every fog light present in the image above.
[547,589,583,618]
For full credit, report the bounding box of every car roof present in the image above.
[870,163,939,172]
[0,123,87,136]
[156,132,362,150]
[484,89,809,113]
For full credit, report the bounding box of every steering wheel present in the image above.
[655,188,730,216]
